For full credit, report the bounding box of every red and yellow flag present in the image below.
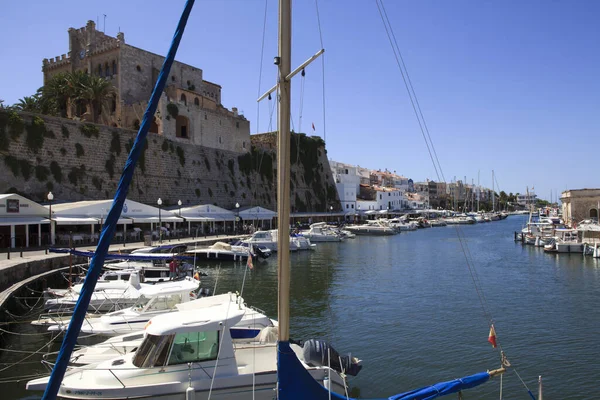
[488,324,497,348]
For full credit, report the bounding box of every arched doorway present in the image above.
[590,208,598,219]
[176,115,189,138]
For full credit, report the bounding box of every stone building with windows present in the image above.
[42,20,249,153]
[561,189,600,225]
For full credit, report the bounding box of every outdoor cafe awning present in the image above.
[0,216,49,226]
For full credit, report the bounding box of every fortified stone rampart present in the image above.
[0,111,339,212]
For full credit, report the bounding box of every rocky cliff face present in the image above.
[0,111,339,211]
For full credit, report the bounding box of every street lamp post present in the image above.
[235,202,240,234]
[357,204,360,224]
[177,199,182,239]
[47,192,54,245]
[157,198,163,244]
[330,205,333,223]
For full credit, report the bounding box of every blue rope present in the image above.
[527,390,537,400]
[41,1,195,398]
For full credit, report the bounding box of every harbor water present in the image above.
[2,215,600,399]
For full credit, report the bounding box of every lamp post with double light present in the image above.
[47,192,54,245]
[157,198,163,243]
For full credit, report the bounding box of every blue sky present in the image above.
[2,0,598,200]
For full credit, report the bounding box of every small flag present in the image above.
[312,122,315,131]
[488,324,497,348]
[193,271,200,281]
[247,253,254,270]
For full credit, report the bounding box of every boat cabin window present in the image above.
[167,331,219,365]
[138,294,183,312]
[132,333,174,368]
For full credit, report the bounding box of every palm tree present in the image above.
[42,72,74,117]
[78,74,115,123]
[15,95,41,112]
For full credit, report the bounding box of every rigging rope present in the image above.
[375,1,537,397]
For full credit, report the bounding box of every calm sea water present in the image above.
[3,215,600,399]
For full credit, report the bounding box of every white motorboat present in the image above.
[47,277,201,343]
[242,230,314,251]
[344,219,397,236]
[67,293,277,366]
[185,241,271,261]
[28,301,357,398]
[388,218,418,231]
[242,230,278,251]
[291,234,316,250]
[546,229,583,253]
[42,271,147,313]
[301,222,343,242]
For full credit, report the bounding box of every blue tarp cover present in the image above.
[277,341,491,400]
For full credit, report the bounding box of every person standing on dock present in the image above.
[169,258,177,280]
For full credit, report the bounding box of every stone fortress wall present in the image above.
[0,112,339,212]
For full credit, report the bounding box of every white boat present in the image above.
[291,234,316,250]
[242,229,314,251]
[388,218,418,231]
[67,293,277,366]
[185,241,271,261]
[344,219,397,235]
[47,277,201,343]
[28,299,357,398]
[301,222,344,242]
[42,271,147,313]
[549,229,583,253]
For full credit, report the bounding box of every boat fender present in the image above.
[302,339,363,377]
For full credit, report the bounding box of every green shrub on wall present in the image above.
[19,159,32,181]
[92,176,103,190]
[75,143,85,157]
[105,155,116,178]
[110,131,121,155]
[7,111,24,139]
[25,116,46,153]
[167,103,179,119]
[61,125,70,138]
[176,146,185,166]
[4,155,19,176]
[80,124,99,138]
[35,165,50,181]
[50,161,62,182]
[161,140,169,152]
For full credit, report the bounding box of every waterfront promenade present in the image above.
[0,233,247,305]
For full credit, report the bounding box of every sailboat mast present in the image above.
[277,0,292,342]
[477,170,480,213]
[492,170,495,212]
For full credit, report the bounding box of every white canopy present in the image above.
[49,199,181,224]
[0,216,49,226]
[0,193,50,218]
[238,206,276,221]
[179,204,235,222]
[53,216,100,225]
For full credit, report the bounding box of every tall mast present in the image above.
[492,170,495,212]
[477,170,480,213]
[277,0,292,343]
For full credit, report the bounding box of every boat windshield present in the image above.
[167,331,219,365]
[132,295,149,311]
[132,333,174,368]
[142,294,183,312]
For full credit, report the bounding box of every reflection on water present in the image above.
[3,215,600,399]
